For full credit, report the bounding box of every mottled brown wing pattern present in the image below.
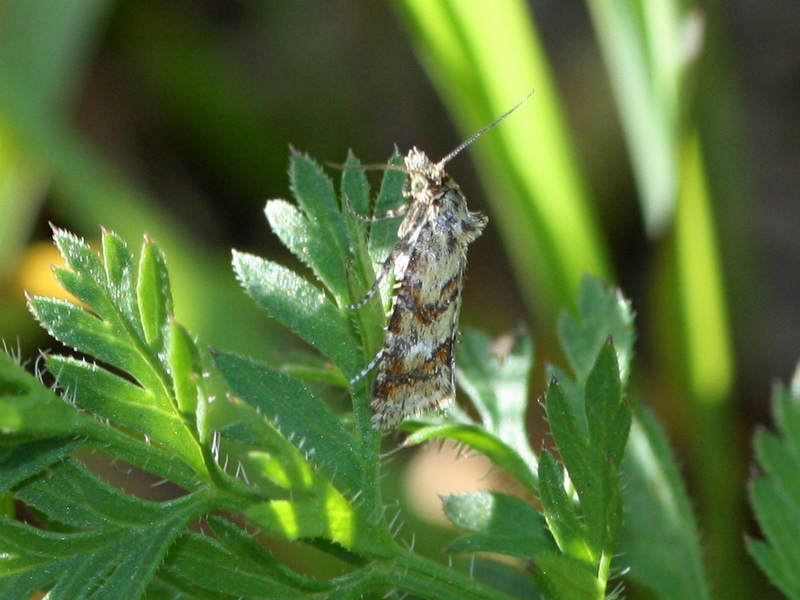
[348,93,531,431]
[369,150,487,430]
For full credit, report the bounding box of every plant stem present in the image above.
[375,548,519,600]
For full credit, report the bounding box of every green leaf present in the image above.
[221,377,394,559]
[286,151,351,301]
[340,155,387,364]
[457,328,538,475]
[36,229,159,390]
[749,479,800,599]
[0,351,94,438]
[537,450,591,564]
[52,225,107,291]
[27,228,211,479]
[545,343,630,556]
[0,438,84,494]
[31,295,160,392]
[340,150,370,217]
[341,153,405,370]
[137,236,172,349]
[213,350,364,493]
[367,152,406,267]
[443,491,554,559]
[155,517,327,598]
[529,551,604,600]
[777,373,800,456]
[617,405,711,599]
[168,319,201,417]
[18,458,161,528]
[466,559,545,600]
[156,537,306,599]
[557,276,635,387]
[206,515,327,587]
[265,199,348,306]
[0,459,218,600]
[747,377,800,599]
[46,355,205,476]
[756,432,800,514]
[232,251,362,379]
[274,352,349,387]
[0,350,201,490]
[246,477,393,559]
[101,229,139,328]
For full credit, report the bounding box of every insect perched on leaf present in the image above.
[350,92,532,431]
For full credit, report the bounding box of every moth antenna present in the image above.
[437,90,533,167]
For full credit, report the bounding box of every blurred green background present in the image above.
[1,0,797,597]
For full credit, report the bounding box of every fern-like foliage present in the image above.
[0,149,710,599]
[748,368,800,599]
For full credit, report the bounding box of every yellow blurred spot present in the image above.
[12,242,79,304]
[404,440,503,525]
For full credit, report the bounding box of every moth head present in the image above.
[404,147,432,173]
[405,147,447,192]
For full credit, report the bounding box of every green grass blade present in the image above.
[673,133,734,405]
[584,0,698,234]
[394,0,611,315]
[0,0,112,278]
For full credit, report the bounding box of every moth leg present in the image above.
[371,202,411,221]
[347,239,407,309]
[347,202,410,223]
[349,348,384,385]
[342,188,411,223]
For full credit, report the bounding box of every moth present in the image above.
[351,92,532,431]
